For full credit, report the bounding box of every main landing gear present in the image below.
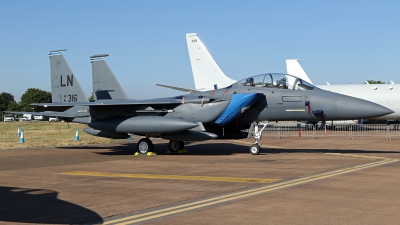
[136,138,185,155]
[137,138,153,154]
[168,140,184,153]
[247,121,268,155]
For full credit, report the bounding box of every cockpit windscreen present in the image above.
[236,73,316,90]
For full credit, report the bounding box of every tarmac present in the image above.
[0,136,400,224]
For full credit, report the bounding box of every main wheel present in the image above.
[137,138,153,154]
[168,140,182,152]
[249,144,260,155]
[179,141,184,150]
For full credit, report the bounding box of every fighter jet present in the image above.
[33,71,393,155]
[9,46,392,155]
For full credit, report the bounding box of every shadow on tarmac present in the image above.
[0,186,102,224]
[93,142,400,156]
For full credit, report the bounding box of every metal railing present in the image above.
[261,124,400,140]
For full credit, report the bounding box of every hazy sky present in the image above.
[1,1,399,101]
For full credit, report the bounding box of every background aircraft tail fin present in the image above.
[49,50,88,103]
[186,33,236,90]
[285,59,313,84]
[90,54,129,100]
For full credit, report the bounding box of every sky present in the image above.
[1,0,399,101]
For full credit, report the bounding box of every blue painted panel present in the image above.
[215,93,263,126]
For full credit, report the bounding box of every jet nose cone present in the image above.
[337,96,394,119]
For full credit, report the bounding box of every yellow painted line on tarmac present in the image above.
[324,153,389,160]
[230,140,284,149]
[60,171,279,183]
[103,158,398,225]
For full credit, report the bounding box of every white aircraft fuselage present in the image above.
[317,84,400,120]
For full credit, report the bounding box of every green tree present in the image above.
[0,94,5,112]
[88,93,94,101]
[366,80,385,84]
[18,88,51,112]
[0,92,17,111]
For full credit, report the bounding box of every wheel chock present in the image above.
[166,150,171,154]
[134,152,140,156]
[147,152,157,156]
[178,149,187,154]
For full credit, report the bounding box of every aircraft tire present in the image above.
[138,138,153,154]
[249,144,260,155]
[179,141,184,150]
[168,140,181,152]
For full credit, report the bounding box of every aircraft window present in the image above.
[237,73,316,90]
[275,77,288,89]
[263,74,273,87]
[243,77,255,86]
[294,79,315,90]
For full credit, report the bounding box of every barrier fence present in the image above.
[259,124,400,140]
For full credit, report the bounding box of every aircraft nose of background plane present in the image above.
[336,95,394,119]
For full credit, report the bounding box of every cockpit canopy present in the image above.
[235,73,316,90]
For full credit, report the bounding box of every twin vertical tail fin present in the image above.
[90,54,129,100]
[49,49,88,103]
[186,33,236,90]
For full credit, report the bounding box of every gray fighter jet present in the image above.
[33,70,393,155]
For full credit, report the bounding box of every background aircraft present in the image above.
[286,59,400,121]
[155,33,236,92]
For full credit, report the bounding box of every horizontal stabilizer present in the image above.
[4,111,75,118]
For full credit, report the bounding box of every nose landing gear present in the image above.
[247,121,268,155]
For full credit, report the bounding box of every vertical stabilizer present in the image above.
[90,54,129,100]
[186,33,236,90]
[49,50,88,102]
[285,59,313,84]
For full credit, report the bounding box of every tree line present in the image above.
[0,88,51,112]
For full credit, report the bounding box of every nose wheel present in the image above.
[247,121,268,155]
[137,138,153,154]
[250,144,260,155]
[168,140,184,153]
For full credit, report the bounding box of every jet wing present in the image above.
[154,83,197,93]
[31,99,163,107]
[32,96,228,107]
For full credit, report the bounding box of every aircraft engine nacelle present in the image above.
[83,127,130,139]
[88,116,199,134]
[160,131,217,141]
